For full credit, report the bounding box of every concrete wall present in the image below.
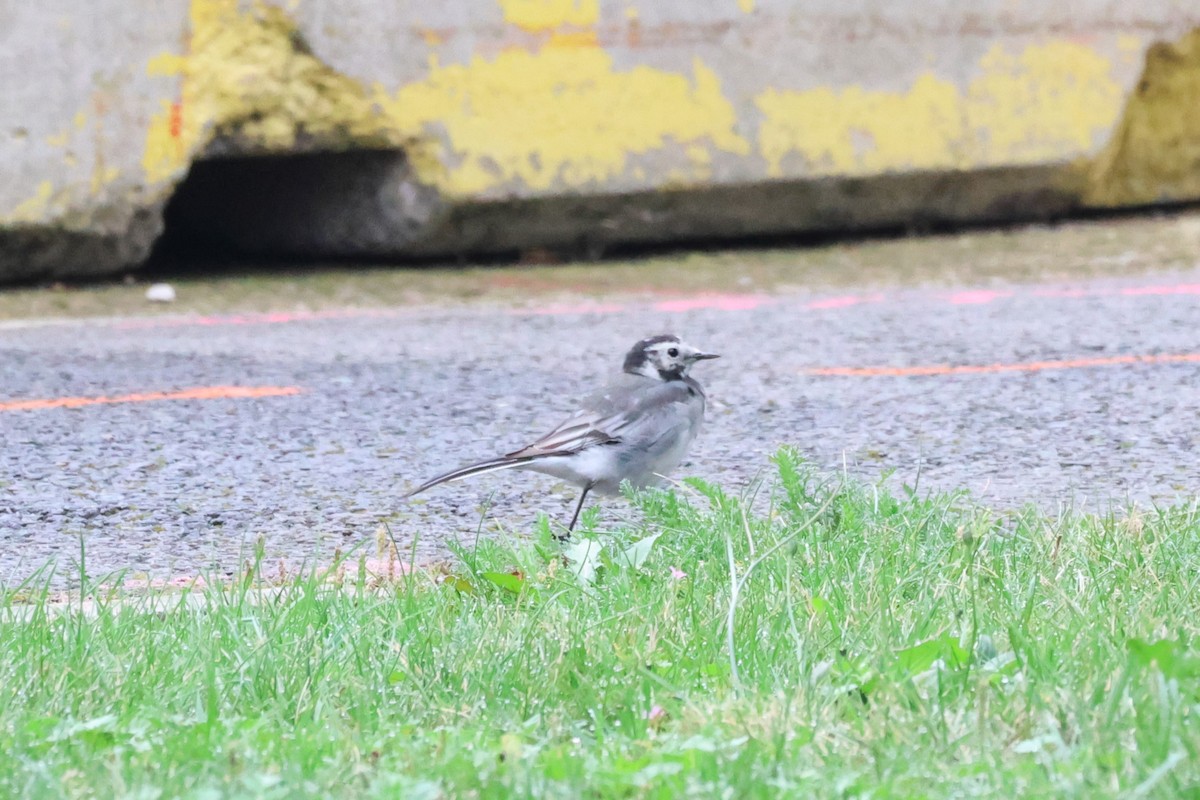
[4,1,1200,281]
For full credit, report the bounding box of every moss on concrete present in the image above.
[184,1,404,155]
[1085,28,1200,206]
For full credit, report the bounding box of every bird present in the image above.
[404,334,719,535]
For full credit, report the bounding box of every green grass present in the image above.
[3,449,1200,798]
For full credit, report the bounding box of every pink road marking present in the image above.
[652,294,772,312]
[1121,283,1200,296]
[513,302,629,316]
[804,293,884,310]
[947,289,1012,305]
[31,278,1200,335]
[1032,287,1097,298]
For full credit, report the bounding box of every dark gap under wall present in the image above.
[150,148,441,266]
[147,146,1196,277]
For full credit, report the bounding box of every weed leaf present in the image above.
[617,532,662,570]
[481,571,525,594]
[562,538,603,584]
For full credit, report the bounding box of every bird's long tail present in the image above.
[403,456,536,499]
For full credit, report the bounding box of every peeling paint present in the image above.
[499,0,598,32]
[1085,28,1200,206]
[142,0,400,186]
[46,129,71,148]
[757,74,962,176]
[3,111,124,223]
[9,181,55,224]
[90,166,120,196]
[757,41,1123,177]
[1118,34,1145,60]
[967,42,1122,162]
[143,99,186,185]
[378,44,749,196]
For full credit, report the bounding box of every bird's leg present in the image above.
[561,485,592,539]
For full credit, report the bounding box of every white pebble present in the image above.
[145,283,176,303]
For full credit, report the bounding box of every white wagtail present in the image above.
[405,334,719,534]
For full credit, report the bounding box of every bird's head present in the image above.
[622,334,719,381]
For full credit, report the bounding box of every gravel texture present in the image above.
[4,223,1200,585]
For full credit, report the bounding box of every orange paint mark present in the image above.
[168,101,183,139]
[0,385,302,413]
[807,353,1200,378]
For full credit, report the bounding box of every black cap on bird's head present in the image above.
[623,334,719,381]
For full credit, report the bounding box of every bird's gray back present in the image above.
[586,371,701,413]
[509,372,706,460]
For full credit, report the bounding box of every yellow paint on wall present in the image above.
[147,53,188,76]
[499,0,598,32]
[45,111,90,149]
[686,143,714,179]
[141,0,398,188]
[9,181,54,224]
[546,30,600,48]
[965,42,1122,162]
[1118,34,1144,55]
[756,41,1124,177]
[757,73,963,176]
[130,2,1135,204]
[142,103,186,187]
[378,49,749,196]
[3,110,126,223]
[91,166,120,196]
[140,0,218,187]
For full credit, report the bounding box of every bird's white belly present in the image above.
[522,447,624,494]
[523,424,698,495]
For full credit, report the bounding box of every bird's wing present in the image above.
[505,376,695,459]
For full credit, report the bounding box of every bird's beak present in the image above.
[693,352,720,361]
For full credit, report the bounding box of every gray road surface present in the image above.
[4,219,1200,585]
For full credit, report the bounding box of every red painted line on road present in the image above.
[807,353,1200,378]
[804,293,884,310]
[1031,282,1200,300]
[514,302,629,316]
[1121,283,1200,296]
[14,278,1200,336]
[651,293,774,312]
[947,289,1013,305]
[0,385,303,412]
[1031,287,1093,298]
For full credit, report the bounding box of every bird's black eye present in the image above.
[667,347,679,358]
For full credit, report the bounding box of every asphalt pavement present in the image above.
[4,215,1200,586]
